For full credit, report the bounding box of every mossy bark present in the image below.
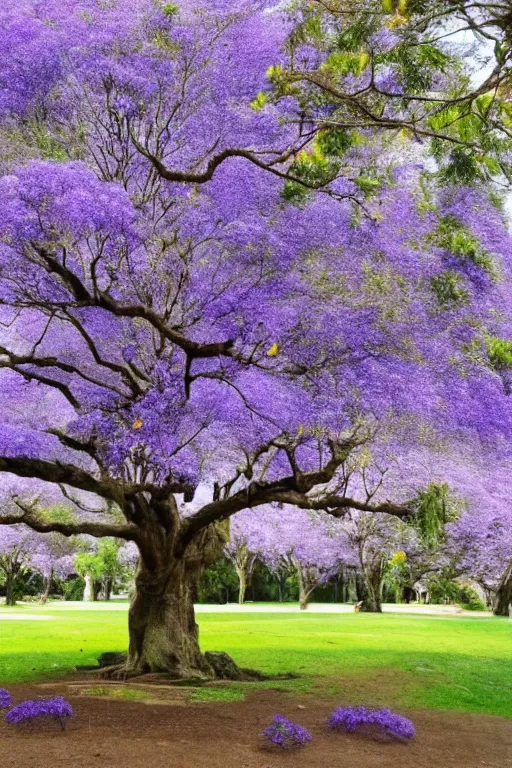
[125,558,214,678]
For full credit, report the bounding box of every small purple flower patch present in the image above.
[0,688,11,709]
[6,697,73,730]
[262,715,312,749]
[328,706,415,741]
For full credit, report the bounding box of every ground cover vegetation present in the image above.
[1,605,511,719]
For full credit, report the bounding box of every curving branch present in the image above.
[179,438,410,549]
[0,502,139,541]
[33,245,235,361]
[179,480,410,552]
[0,456,121,503]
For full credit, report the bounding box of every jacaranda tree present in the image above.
[0,0,511,678]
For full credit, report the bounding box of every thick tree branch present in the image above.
[179,483,410,551]
[0,505,138,541]
[0,456,122,503]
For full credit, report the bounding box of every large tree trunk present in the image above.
[106,518,233,680]
[101,514,256,681]
[493,564,512,617]
[125,557,213,679]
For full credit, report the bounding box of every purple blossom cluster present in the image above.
[262,715,312,749]
[328,707,415,741]
[0,688,12,709]
[6,697,73,729]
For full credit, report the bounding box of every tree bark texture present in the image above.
[493,564,512,616]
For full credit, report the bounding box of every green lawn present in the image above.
[1,603,511,718]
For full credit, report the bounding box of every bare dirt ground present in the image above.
[0,680,511,768]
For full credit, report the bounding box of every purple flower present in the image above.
[6,697,73,729]
[328,706,415,741]
[0,688,11,709]
[262,715,312,748]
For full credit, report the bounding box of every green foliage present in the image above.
[353,175,382,197]
[322,51,370,78]
[413,482,460,546]
[199,559,300,604]
[487,336,512,371]
[458,585,486,612]
[74,539,124,585]
[162,3,178,16]
[436,216,498,280]
[282,180,309,204]
[386,44,450,94]
[430,271,469,307]
[1,569,44,601]
[62,576,85,601]
[250,91,268,111]
[198,557,239,604]
[281,148,340,204]
[31,125,68,162]
[316,129,355,158]
[439,149,484,185]
[429,577,486,612]
[336,15,379,52]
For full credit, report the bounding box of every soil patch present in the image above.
[0,681,510,768]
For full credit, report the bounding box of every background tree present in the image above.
[226,508,278,605]
[75,538,125,601]
[448,504,512,616]
[269,509,350,611]
[0,526,38,606]
[31,532,78,603]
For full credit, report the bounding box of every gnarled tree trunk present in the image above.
[493,564,512,617]
[104,514,238,680]
[360,569,384,613]
[125,557,213,679]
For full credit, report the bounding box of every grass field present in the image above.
[1,603,511,718]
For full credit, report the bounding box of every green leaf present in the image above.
[487,336,512,370]
[250,92,268,111]
[354,176,382,196]
[162,3,178,16]
[430,271,469,306]
[322,51,370,78]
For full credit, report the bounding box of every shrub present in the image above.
[6,697,73,729]
[458,586,486,611]
[0,688,11,709]
[62,577,85,601]
[262,715,312,749]
[328,706,415,741]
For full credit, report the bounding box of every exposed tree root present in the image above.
[95,650,295,683]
